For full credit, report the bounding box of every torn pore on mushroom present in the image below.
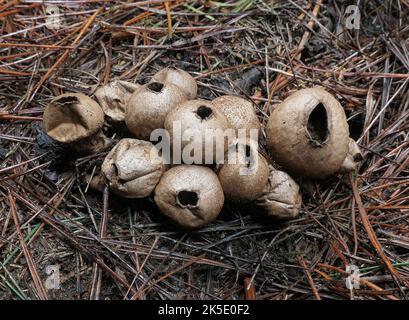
[266,87,350,179]
[164,99,230,165]
[154,165,224,229]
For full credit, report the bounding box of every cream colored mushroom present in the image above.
[94,80,140,122]
[212,95,261,141]
[43,93,108,154]
[254,165,302,219]
[164,99,230,165]
[152,67,197,100]
[266,87,350,179]
[101,138,165,198]
[217,139,269,203]
[154,165,224,229]
[125,81,187,140]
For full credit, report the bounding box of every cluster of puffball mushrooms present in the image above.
[42,67,362,229]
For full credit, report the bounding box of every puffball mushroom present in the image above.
[152,67,197,100]
[154,165,224,229]
[94,80,140,122]
[125,81,187,140]
[266,87,350,179]
[101,138,165,198]
[339,138,362,173]
[212,95,261,140]
[43,93,108,155]
[254,165,302,219]
[217,139,269,203]
[164,99,230,164]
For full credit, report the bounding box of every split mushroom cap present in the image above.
[95,80,140,122]
[254,165,302,219]
[43,93,107,154]
[43,93,104,143]
[339,138,362,173]
[125,81,187,140]
[152,67,197,100]
[217,139,269,203]
[154,165,224,229]
[101,138,165,198]
[266,87,350,179]
[164,99,230,165]
[212,95,261,140]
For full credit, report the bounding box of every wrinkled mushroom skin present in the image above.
[43,93,107,154]
[254,165,302,219]
[164,99,230,164]
[95,80,140,122]
[152,67,197,100]
[101,138,165,198]
[217,140,269,203]
[339,138,362,173]
[266,87,350,179]
[125,82,187,140]
[212,95,261,140]
[154,165,224,229]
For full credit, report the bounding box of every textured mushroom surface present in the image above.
[152,67,197,100]
[254,165,302,219]
[340,138,362,173]
[212,95,260,140]
[43,93,104,143]
[217,139,269,203]
[154,165,224,229]
[125,81,187,140]
[266,87,350,178]
[95,80,140,121]
[101,138,165,198]
[164,99,230,164]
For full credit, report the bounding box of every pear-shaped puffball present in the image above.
[43,93,107,154]
[217,139,269,203]
[101,138,165,198]
[125,81,187,140]
[154,165,224,229]
[266,87,349,179]
[164,99,230,165]
[212,95,260,141]
[152,67,197,100]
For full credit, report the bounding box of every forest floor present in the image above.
[0,0,408,300]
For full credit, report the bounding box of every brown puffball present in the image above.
[154,165,224,229]
[339,138,362,173]
[43,93,108,154]
[254,165,302,219]
[101,138,165,198]
[266,87,349,179]
[95,80,140,122]
[125,81,187,140]
[217,139,269,203]
[152,67,197,100]
[212,95,261,141]
[164,99,230,165]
